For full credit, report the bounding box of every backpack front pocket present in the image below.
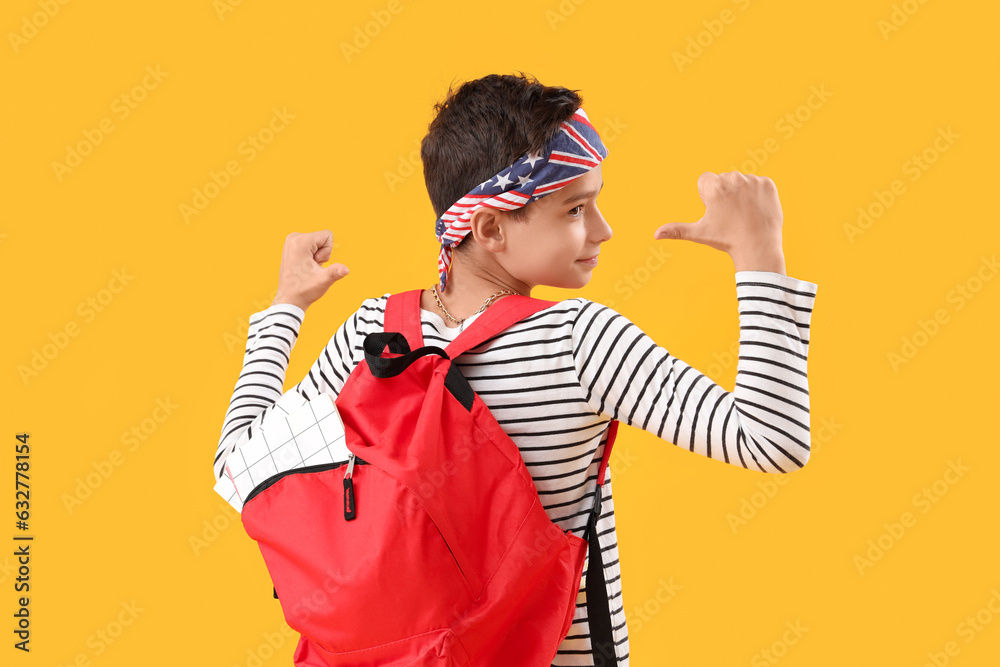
[293,626,472,667]
[242,462,477,655]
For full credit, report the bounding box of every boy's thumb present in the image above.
[326,263,350,281]
[653,222,691,241]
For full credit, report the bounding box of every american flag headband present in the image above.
[434,107,608,292]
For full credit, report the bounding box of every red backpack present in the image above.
[240,289,620,666]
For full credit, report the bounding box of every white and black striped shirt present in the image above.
[215,270,818,666]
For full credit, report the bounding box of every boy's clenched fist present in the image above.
[271,231,350,311]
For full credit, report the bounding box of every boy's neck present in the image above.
[423,253,531,326]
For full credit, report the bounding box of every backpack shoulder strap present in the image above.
[383,290,559,359]
[384,290,425,351]
[443,294,558,359]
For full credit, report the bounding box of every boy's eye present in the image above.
[569,205,584,216]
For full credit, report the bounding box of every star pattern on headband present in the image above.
[517,174,533,187]
[524,151,543,168]
[495,170,514,189]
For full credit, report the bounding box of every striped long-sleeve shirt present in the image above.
[214,269,819,666]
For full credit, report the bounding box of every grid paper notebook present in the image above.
[214,390,350,513]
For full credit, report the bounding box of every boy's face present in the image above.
[495,163,612,290]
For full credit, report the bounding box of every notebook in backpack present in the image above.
[214,387,352,514]
[238,289,620,666]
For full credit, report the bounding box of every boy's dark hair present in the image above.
[421,72,583,253]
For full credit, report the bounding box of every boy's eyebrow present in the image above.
[559,180,604,205]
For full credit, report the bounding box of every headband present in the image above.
[434,107,608,291]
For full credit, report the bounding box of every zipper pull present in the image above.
[343,452,356,521]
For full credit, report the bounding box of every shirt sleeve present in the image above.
[212,298,371,482]
[571,270,818,473]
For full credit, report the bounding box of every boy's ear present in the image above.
[468,207,507,254]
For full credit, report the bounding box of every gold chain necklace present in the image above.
[430,284,518,332]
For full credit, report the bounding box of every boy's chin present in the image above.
[548,275,592,291]
[524,269,592,291]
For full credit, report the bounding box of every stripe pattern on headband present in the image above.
[434,107,608,291]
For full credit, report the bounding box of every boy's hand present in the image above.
[653,171,786,274]
[271,231,350,311]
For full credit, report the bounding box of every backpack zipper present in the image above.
[243,455,368,512]
[343,452,357,521]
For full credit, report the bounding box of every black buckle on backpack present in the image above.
[364,332,447,378]
[363,332,475,412]
[582,479,604,544]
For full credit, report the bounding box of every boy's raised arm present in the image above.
[572,171,818,473]
[572,270,816,473]
[213,231,355,482]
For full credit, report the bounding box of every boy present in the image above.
[215,72,818,666]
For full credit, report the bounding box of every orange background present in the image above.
[3,0,998,664]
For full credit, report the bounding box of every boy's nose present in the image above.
[593,206,613,242]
